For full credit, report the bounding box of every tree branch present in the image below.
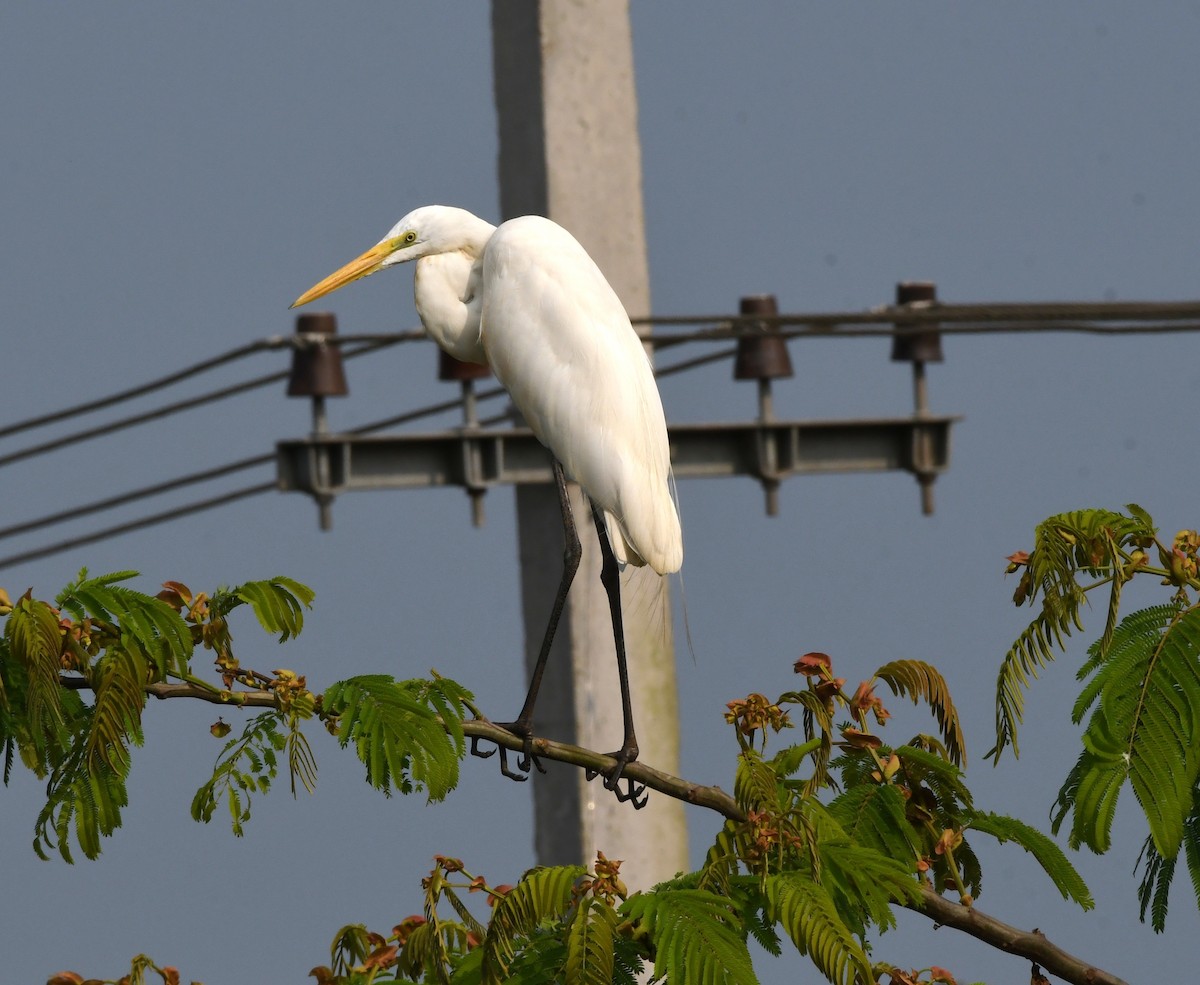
[56,676,1130,985]
[910,890,1128,985]
[59,674,277,707]
[461,720,1130,985]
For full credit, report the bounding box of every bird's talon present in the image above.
[496,746,529,782]
[469,735,497,760]
[615,779,649,809]
[586,752,647,808]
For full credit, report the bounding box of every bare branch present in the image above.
[909,890,1129,985]
[59,674,277,707]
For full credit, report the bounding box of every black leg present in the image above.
[471,459,581,778]
[582,504,648,809]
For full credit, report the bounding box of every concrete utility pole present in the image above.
[489,1,688,886]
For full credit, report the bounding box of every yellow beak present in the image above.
[290,239,399,308]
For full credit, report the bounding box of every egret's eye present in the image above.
[402,231,418,245]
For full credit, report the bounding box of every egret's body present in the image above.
[482,216,681,574]
[293,205,681,803]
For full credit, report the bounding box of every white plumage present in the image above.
[293,205,682,575]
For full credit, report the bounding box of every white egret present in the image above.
[292,206,681,805]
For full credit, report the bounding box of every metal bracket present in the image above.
[277,415,958,525]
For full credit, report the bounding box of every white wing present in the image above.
[481,216,681,574]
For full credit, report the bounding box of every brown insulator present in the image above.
[286,313,349,397]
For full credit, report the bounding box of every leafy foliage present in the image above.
[1069,606,1200,858]
[624,888,756,985]
[764,873,873,985]
[191,713,286,836]
[874,660,966,767]
[1,570,316,860]
[481,864,584,983]
[34,741,129,863]
[6,539,1150,982]
[229,574,315,642]
[990,505,1157,760]
[323,675,472,802]
[996,506,1200,928]
[966,812,1093,908]
[57,569,193,677]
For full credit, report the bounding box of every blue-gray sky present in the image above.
[2,3,1197,982]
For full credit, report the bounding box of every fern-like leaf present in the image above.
[817,840,922,936]
[827,783,919,870]
[1135,835,1175,933]
[1072,604,1178,723]
[874,660,965,766]
[991,505,1156,761]
[232,576,315,642]
[482,865,584,985]
[1059,605,1200,857]
[894,744,974,815]
[323,675,471,801]
[287,722,318,796]
[4,597,66,769]
[34,742,128,863]
[191,712,285,836]
[85,647,148,773]
[59,571,191,678]
[565,896,618,985]
[764,873,873,985]
[622,888,755,985]
[734,748,781,813]
[966,811,1092,908]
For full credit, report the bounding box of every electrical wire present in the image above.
[0,380,514,558]
[0,453,273,542]
[0,339,401,470]
[0,483,276,570]
[4,299,1200,571]
[0,338,282,441]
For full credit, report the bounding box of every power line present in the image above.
[0,339,401,470]
[0,382,518,562]
[0,482,276,570]
[0,338,283,441]
[0,453,273,542]
[4,298,1200,570]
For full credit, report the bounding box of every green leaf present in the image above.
[4,597,66,769]
[621,888,756,985]
[85,647,148,774]
[191,713,285,836]
[967,811,1092,909]
[232,576,315,642]
[482,865,584,985]
[323,675,471,801]
[990,506,1157,761]
[734,748,781,812]
[565,896,618,985]
[816,840,922,936]
[894,744,974,815]
[1135,836,1175,933]
[1056,605,1200,857]
[827,783,919,868]
[34,743,128,863]
[59,570,192,678]
[874,659,966,766]
[764,873,873,985]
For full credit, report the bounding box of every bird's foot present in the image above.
[585,745,647,809]
[470,720,547,781]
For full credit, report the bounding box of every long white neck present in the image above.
[414,251,487,364]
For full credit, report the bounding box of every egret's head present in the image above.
[291,205,495,308]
